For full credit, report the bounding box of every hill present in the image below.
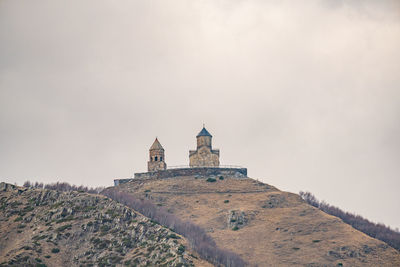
[114,175,400,266]
[0,182,211,267]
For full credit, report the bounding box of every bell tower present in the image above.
[148,138,167,172]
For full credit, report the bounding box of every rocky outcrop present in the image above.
[0,183,203,267]
[227,210,247,230]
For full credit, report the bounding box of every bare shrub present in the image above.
[299,191,400,251]
[23,181,43,189]
[44,182,104,194]
[22,180,104,194]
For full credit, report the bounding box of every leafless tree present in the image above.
[300,191,400,251]
[22,180,104,194]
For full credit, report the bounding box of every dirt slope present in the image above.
[0,182,211,267]
[117,176,400,267]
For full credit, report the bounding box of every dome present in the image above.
[196,127,212,137]
[149,138,164,150]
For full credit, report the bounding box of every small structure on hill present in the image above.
[114,126,247,185]
[147,138,167,172]
[189,127,220,167]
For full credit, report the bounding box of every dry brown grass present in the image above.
[118,176,400,267]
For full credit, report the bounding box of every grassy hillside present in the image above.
[116,175,400,267]
[0,182,211,267]
[299,191,400,250]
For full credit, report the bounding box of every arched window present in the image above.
[160,157,163,161]
[155,156,158,161]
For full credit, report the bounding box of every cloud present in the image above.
[0,0,399,228]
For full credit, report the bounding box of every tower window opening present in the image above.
[155,156,158,161]
[160,157,163,161]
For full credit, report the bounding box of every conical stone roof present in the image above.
[196,127,212,137]
[149,138,164,150]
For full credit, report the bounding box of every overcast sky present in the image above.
[1,0,399,229]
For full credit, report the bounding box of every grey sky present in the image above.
[1,0,399,229]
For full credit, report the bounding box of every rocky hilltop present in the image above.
[115,175,400,267]
[0,182,210,267]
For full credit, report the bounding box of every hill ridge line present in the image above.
[150,190,269,194]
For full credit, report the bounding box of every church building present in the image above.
[189,127,220,167]
[114,126,247,185]
[147,138,167,172]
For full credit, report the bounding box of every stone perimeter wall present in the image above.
[114,167,247,186]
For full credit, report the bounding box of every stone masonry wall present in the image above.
[148,161,166,172]
[114,167,247,186]
[189,146,220,167]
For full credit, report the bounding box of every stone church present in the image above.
[189,127,220,167]
[147,126,220,172]
[114,126,246,185]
